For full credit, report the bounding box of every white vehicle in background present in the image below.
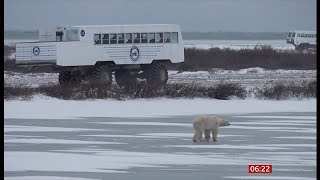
[15,24,184,87]
[286,30,317,50]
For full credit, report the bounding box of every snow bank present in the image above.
[183,40,295,50]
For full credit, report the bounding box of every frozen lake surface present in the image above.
[4,111,316,180]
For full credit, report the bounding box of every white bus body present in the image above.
[286,30,316,50]
[16,24,184,66]
[15,24,185,87]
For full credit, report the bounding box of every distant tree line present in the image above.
[170,46,316,70]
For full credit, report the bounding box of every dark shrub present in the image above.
[254,80,317,100]
[183,47,316,71]
[4,82,247,100]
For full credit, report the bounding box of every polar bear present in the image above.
[193,115,230,142]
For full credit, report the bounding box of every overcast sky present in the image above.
[4,0,317,32]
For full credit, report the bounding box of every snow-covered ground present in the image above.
[4,98,316,179]
[4,68,316,89]
[184,39,294,50]
[168,68,316,89]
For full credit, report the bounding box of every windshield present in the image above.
[289,32,296,38]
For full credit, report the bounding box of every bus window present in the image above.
[156,32,163,43]
[148,33,155,43]
[94,34,101,45]
[125,33,132,43]
[141,33,148,43]
[110,34,117,44]
[164,32,171,43]
[118,33,124,44]
[292,33,296,37]
[171,32,178,43]
[66,29,79,41]
[133,33,140,43]
[102,34,109,44]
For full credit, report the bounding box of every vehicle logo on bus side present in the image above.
[130,46,140,61]
[81,30,85,37]
[33,46,40,56]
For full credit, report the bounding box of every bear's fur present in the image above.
[193,115,230,142]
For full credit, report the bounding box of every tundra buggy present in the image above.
[15,24,184,87]
[286,30,316,50]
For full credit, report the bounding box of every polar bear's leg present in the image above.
[212,127,219,142]
[193,130,198,142]
[193,129,202,142]
[199,130,205,142]
[204,130,211,142]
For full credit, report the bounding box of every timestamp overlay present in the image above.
[248,165,272,174]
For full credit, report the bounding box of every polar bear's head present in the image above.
[213,116,230,127]
[219,119,230,127]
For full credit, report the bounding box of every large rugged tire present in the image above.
[59,71,82,86]
[58,71,72,85]
[296,43,309,51]
[115,70,137,88]
[146,63,168,87]
[88,65,112,87]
